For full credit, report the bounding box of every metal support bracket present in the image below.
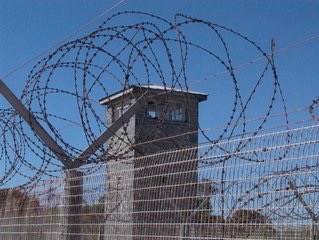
[0,79,74,168]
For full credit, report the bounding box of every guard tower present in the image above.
[99,85,207,239]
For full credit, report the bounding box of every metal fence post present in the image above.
[63,169,83,240]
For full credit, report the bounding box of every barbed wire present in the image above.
[0,11,316,190]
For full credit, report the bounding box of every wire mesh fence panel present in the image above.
[0,178,65,240]
[0,123,319,239]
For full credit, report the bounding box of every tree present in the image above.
[196,178,221,222]
[228,209,275,238]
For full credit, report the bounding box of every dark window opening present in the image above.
[146,101,157,119]
[112,103,130,122]
[146,101,186,122]
[168,103,185,121]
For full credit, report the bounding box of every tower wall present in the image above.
[133,96,200,239]
[104,98,136,240]
[102,87,206,239]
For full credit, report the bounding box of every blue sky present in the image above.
[1,0,318,108]
[1,0,318,131]
[0,1,319,185]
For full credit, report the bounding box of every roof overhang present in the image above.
[99,85,208,105]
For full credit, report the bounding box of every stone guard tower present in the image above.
[99,85,207,239]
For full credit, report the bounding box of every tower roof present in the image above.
[99,85,208,105]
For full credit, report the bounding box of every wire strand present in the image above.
[1,0,127,81]
[189,34,319,86]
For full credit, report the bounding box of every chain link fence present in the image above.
[0,123,318,239]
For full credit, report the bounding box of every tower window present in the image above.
[146,101,157,119]
[147,109,156,118]
[118,104,129,116]
[168,103,185,121]
[113,104,130,122]
[146,101,186,122]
